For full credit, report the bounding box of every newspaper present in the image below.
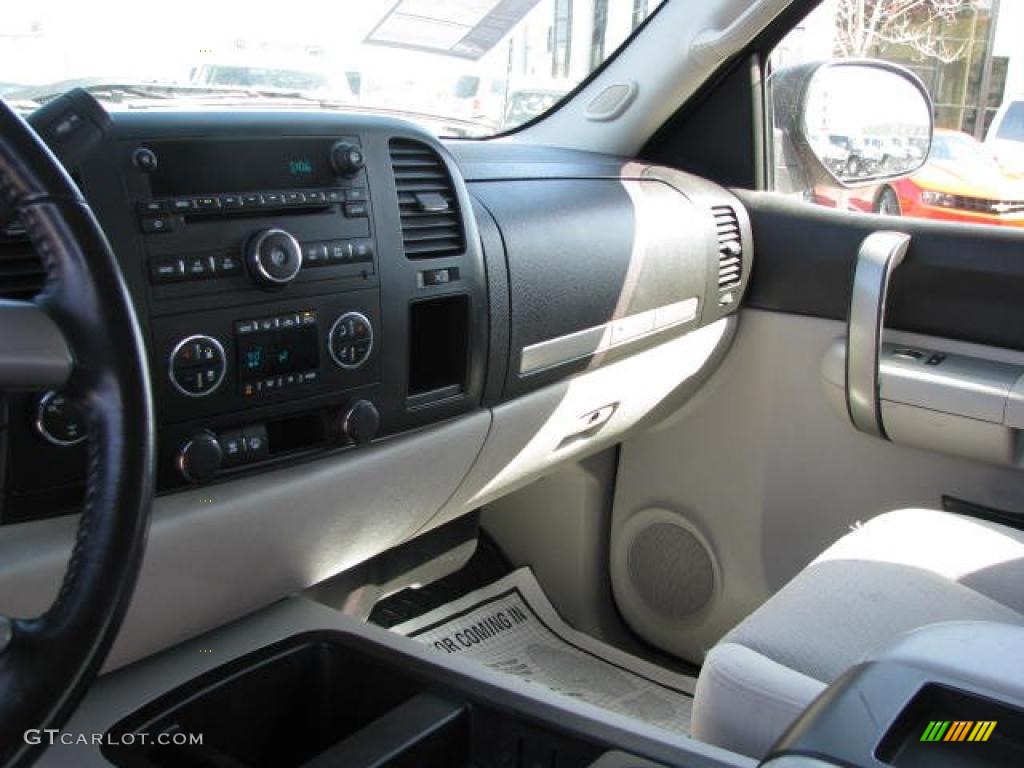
[392,568,696,734]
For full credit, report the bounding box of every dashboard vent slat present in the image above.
[0,222,45,300]
[712,205,743,292]
[389,139,465,259]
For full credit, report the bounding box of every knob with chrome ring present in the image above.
[245,228,303,288]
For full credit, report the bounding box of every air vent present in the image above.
[712,205,742,291]
[0,220,45,300]
[389,139,464,259]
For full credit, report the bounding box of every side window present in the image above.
[769,0,1024,228]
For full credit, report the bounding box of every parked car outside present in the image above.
[987,97,1024,176]
[813,129,1024,228]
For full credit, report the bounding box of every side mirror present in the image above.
[772,60,933,189]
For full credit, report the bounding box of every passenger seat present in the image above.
[691,508,1024,758]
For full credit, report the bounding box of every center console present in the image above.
[50,596,732,768]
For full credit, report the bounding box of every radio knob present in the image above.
[178,430,222,483]
[330,141,365,177]
[245,228,303,287]
[340,400,380,445]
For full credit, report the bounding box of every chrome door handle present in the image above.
[846,231,911,438]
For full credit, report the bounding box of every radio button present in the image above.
[186,256,210,278]
[263,192,284,207]
[343,202,368,218]
[242,193,263,207]
[217,254,242,275]
[303,370,318,384]
[285,192,306,205]
[346,188,367,202]
[171,198,194,212]
[140,215,174,234]
[138,200,169,214]
[243,424,269,460]
[235,319,256,335]
[306,191,326,204]
[352,239,373,262]
[327,241,350,263]
[325,188,345,203]
[303,242,327,264]
[257,317,278,332]
[220,430,246,467]
[151,258,185,283]
[279,314,298,330]
[220,194,243,208]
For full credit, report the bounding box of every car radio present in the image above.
[121,134,390,488]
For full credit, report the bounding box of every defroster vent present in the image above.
[389,139,464,259]
[713,205,743,291]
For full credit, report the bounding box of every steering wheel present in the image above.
[0,100,154,765]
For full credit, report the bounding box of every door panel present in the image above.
[612,307,1024,665]
[739,191,1024,351]
[613,193,1024,665]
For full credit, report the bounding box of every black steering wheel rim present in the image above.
[0,99,154,766]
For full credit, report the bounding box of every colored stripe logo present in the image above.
[920,721,996,742]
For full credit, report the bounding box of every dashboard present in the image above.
[0,91,752,534]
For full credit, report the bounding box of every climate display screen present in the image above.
[147,139,338,195]
[236,325,319,382]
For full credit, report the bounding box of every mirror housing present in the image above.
[772,59,934,190]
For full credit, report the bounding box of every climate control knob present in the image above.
[35,390,87,446]
[245,228,303,287]
[177,430,222,483]
[169,335,226,398]
[328,312,373,369]
[330,141,365,177]
[340,400,380,445]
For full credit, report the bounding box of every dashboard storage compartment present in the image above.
[104,632,606,768]
[408,294,470,405]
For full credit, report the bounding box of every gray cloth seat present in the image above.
[691,508,1024,759]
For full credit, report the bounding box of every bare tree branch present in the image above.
[834,0,975,64]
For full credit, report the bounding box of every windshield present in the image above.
[930,133,994,166]
[3,0,665,137]
[996,102,1024,143]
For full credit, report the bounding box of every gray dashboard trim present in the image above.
[0,300,73,391]
[0,411,490,673]
[520,299,700,375]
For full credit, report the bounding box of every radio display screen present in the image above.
[147,139,339,195]
[237,325,319,382]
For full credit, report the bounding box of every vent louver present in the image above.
[0,220,45,300]
[389,139,464,259]
[713,205,742,291]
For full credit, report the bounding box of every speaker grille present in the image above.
[627,522,714,618]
